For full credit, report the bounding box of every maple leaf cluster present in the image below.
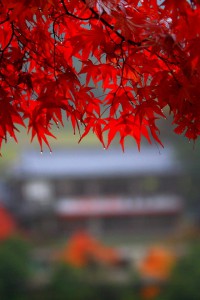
[1,0,200,151]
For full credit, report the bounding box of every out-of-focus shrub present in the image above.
[48,263,138,300]
[156,243,200,300]
[49,264,95,300]
[0,237,30,300]
[138,247,175,281]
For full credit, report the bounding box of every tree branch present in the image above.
[80,0,144,46]
[60,0,93,21]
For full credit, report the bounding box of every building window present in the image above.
[22,180,53,205]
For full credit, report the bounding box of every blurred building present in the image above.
[7,146,184,239]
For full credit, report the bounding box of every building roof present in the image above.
[11,146,181,179]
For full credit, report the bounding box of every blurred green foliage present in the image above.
[47,263,136,300]
[157,243,200,300]
[0,237,30,300]
[48,264,94,300]
[1,239,200,300]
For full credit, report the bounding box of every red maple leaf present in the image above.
[0,0,200,152]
